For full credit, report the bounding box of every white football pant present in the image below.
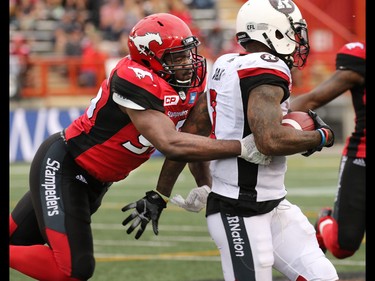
[207,199,338,281]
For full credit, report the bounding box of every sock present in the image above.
[320,218,354,259]
[10,244,79,281]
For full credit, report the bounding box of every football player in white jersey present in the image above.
[198,0,338,280]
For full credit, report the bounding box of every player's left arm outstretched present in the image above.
[166,92,212,213]
[121,92,213,239]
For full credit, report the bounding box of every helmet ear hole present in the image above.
[275,30,284,40]
[141,60,151,68]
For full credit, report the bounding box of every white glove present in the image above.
[170,185,210,213]
[239,134,272,165]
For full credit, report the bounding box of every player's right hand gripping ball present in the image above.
[302,109,335,157]
[281,111,315,131]
[121,190,166,239]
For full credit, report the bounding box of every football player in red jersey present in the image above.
[291,42,366,259]
[9,13,269,280]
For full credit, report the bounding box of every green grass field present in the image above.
[9,150,366,280]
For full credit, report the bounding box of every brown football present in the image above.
[282,111,315,131]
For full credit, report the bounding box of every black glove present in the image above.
[122,190,167,239]
[302,109,335,157]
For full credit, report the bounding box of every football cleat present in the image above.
[314,207,332,253]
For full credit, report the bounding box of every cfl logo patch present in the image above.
[164,95,179,106]
[246,23,256,31]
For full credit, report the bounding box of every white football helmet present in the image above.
[236,0,310,68]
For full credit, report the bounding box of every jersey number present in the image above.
[86,86,154,155]
[122,135,153,154]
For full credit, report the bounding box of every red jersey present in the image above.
[336,42,366,158]
[64,56,206,182]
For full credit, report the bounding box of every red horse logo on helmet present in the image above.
[129,32,163,55]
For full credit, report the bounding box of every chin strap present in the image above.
[262,32,294,69]
[170,79,191,100]
[263,32,276,53]
[283,55,294,69]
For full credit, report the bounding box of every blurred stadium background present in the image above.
[9,0,366,279]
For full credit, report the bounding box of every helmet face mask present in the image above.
[128,13,206,89]
[160,36,206,89]
[285,17,309,68]
[236,0,310,69]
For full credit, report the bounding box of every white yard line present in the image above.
[93,251,365,267]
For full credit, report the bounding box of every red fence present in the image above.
[21,56,106,98]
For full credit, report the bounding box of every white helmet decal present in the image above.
[129,32,163,55]
[269,0,295,14]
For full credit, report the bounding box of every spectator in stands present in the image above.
[11,0,39,30]
[85,0,102,28]
[54,9,82,54]
[64,25,83,56]
[168,0,193,25]
[187,0,215,9]
[10,32,30,76]
[10,32,31,99]
[78,31,107,87]
[168,0,202,43]
[204,21,225,58]
[99,0,126,38]
[117,30,130,57]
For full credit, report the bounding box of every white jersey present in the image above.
[205,52,339,281]
[207,52,291,202]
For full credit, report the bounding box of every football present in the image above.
[282,111,315,131]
